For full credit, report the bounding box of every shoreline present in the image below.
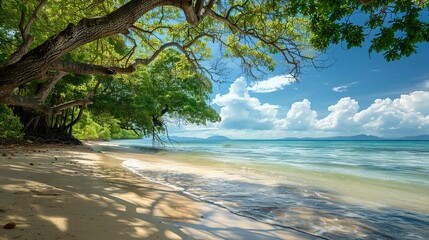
[0,142,315,240]
[84,140,429,240]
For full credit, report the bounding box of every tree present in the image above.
[0,0,427,133]
[91,49,220,143]
[287,0,429,61]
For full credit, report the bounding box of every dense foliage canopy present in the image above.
[0,0,427,141]
[90,50,220,141]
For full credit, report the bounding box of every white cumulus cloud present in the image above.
[196,77,429,138]
[316,97,360,130]
[212,77,279,130]
[247,74,296,93]
[354,91,429,136]
[278,99,318,130]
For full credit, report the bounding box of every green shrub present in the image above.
[98,124,112,141]
[72,110,141,140]
[112,129,141,139]
[0,104,24,139]
[72,111,102,140]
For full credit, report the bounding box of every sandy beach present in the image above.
[0,143,316,240]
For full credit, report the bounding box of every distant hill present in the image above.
[167,136,202,142]
[169,134,429,142]
[280,134,429,141]
[324,134,382,141]
[279,134,381,141]
[397,135,429,140]
[323,134,429,141]
[168,135,230,142]
[206,135,231,141]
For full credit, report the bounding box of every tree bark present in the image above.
[0,0,185,100]
[36,72,68,102]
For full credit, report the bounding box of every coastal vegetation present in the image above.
[0,0,427,142]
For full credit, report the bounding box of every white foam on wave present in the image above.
[121,159,185,192]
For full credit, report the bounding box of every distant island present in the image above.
[281,134,429,141]
[167,135,231,142]
[168,134,429,142]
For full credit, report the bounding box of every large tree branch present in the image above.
[50,42,195,75]
[200,0,216,19]
[48,78,103,114]
[194,0,205,17]
[49,99,93,115]
[4,96,51,114]
[179,0,216,25]
[36,71,68,102]
[182,0,199,25]
[0,0,185,99]
[7,36,34,65]
[0,0,222,102]
[5,78,101,115]
[51,62,136,75]
[4,94,91,115]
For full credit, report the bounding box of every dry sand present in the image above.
[0,143,317,240]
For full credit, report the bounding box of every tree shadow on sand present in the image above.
[0,145,317,240]
[106,154,429,240]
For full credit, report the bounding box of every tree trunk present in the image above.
[13,106,81,143]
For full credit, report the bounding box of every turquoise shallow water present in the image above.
[111,139,429,239]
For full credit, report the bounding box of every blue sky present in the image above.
[170,41,429,139]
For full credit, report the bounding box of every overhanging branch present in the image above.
[50,41,196,75]
[4,95,92,115]
[0,0,186,98]
[51,62,136,75]
[36,71,68,102]
[206,7,313,77]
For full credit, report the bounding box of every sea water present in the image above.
[109,139,429,239]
